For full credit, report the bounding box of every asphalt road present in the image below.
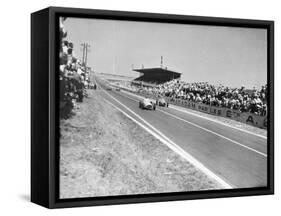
[95,77,267,189]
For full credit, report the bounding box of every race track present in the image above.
[95,77,267,189]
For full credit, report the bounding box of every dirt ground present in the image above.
[60,89,222,199]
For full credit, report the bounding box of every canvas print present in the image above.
[59,17,268,199]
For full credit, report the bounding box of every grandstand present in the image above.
[133,67,181,85]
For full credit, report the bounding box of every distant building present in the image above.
[133,67,181,85]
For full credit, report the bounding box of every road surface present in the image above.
[94,77,267,189]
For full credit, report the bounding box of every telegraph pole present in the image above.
[81,43,85,65]
[81,43,90,69]
[85,43,90,68]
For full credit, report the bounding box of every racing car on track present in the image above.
[139,98,156,110]
[106,86,112,91]
[156,97,169,107]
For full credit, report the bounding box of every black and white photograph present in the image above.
[58,16,269,199]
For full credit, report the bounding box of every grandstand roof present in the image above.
[133,67,181,75]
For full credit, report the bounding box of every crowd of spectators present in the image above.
[135,79,267,116]
[59,17,91,119]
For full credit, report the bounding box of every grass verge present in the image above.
[60,90,222,198]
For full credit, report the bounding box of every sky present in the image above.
[63,17,267,88]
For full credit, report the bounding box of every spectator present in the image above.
[131,78,267,116]
[59,17,91,119]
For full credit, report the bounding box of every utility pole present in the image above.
[85,43,90,69]
[81,43,90,71]
[81,43,85,66]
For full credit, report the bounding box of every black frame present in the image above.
[31,6,274,209]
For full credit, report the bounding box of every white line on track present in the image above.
[119,90,267,139]
[102,97,233,189]
[93,79,234,188]
[113,90,267,158]
[169,105,267,139]
[158,109,267,158]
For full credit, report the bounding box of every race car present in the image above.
[106,86,112,91]
[139,98,156,110]
[156,97,169,107]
